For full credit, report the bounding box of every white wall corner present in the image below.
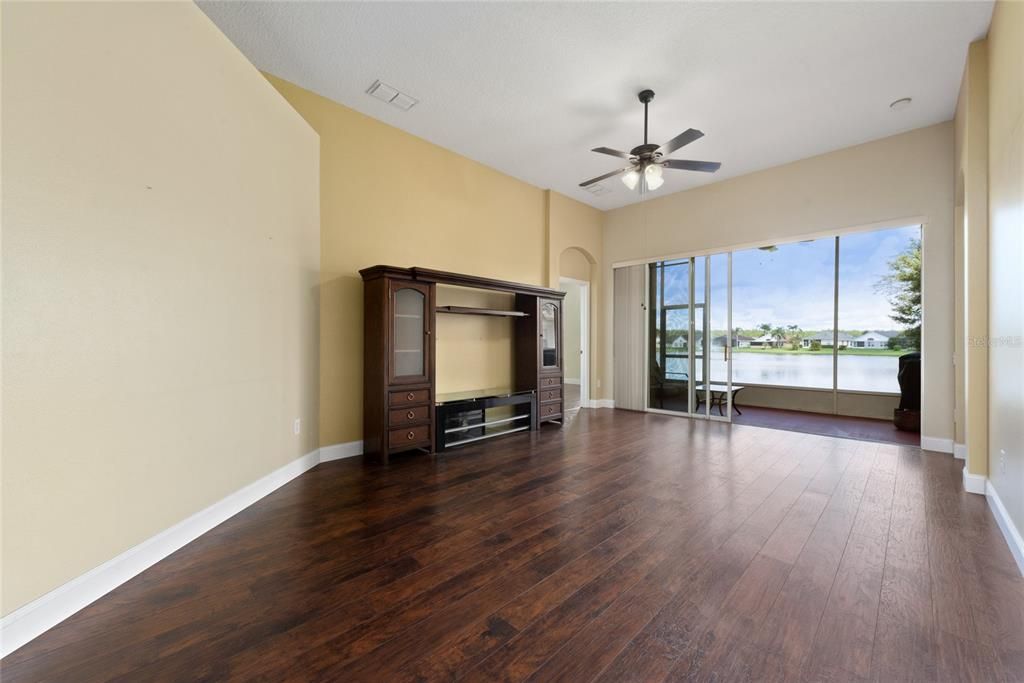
[0,447,322,659]
[962,468,987,495]
[319,440,364,462]
[987,481,1024,577]
[920,436,954,454]
[953,443,967,460]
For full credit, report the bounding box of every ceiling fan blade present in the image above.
[657,128,704,155]
[579,166,633,187]
[591,146,633,160]
[663,159,721,173]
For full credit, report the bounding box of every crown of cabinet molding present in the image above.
[358,265,565,298]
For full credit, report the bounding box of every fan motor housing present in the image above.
[629,143,661,160]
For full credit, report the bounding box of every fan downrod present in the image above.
[637,89,655,145]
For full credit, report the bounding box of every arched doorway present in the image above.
[559,247,595,411]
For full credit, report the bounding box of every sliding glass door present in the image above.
[630,223,921,423]
[648,253,733,420]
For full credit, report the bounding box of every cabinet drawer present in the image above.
[540,387,562,403]
[389,388,430,406]
[388,424,430,449]
[540,402,562,419]
[389,404,430,426]
[540,376,561,388]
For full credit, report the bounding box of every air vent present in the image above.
[367,80,418,111]
[583,183,611,196]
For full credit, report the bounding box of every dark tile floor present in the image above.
[3,410,1018,681]
[732,405,920,446]
[563,382,581,411]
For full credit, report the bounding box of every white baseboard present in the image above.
[953,443,967,460]
[987,481,1024,577]
[962,468,987,495]
[590,399,615,409]
[564,378,581,385]
[920,436,954,454]
[319,440,363,462]
[0,440,364,658]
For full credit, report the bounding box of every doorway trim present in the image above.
[560,277,590,408]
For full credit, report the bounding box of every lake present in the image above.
[669,353,903,393]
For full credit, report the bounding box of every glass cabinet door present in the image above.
[391,282,430,384]
[540,300,560,370]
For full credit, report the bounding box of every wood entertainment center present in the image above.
[360,265,566,463]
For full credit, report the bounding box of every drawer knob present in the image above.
[407,410,415,419]
[407,431,415,440]
[407,392,415,401]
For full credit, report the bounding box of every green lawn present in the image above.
[733,347,911,357]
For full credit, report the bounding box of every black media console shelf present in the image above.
[434,388,537,452]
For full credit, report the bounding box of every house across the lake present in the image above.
[851,331,890,348]
[801,332,854,348]
[711,334,754,348]
[750,333,785,348]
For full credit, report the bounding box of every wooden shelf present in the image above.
[436,305,529,318]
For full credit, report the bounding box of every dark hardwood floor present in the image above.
[3,409,1023,682]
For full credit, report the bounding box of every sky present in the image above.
[657,224,921,332]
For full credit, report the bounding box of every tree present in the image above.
[876,238,921,349]
[758,323,772,334]
[785,324,802,350]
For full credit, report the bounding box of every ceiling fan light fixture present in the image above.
[644,163,664,191]
[580,89,720,193]
[621,168,640,190]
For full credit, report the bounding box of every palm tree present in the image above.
[786,324,802,349]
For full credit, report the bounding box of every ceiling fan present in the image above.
[580,89,721,193]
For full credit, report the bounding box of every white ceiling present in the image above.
[198,1,992,211]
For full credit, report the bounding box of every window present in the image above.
[650,259,691,382]
[727,225,921,394]
[731,238,836,389]
[837,225,921,392]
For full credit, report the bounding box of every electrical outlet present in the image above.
[1000,449,1007,475]
[293,418,301,436]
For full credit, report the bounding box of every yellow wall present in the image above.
[985,0,1024,534]
[266,76,554,446]
[954,40,991,477]
[1,2,320,616]
[560,249,592,282]
[602,123,956,440]
[953,77,967,453]
[560,281,582,382]
[548,193,605,399]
